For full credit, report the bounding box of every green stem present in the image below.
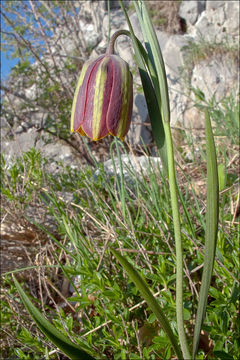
[109,4,190,357]
[114,138,126,221]
[106,29,130,55]
[164,122,191,360]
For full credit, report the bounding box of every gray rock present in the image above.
[190,1,239,44]
[2,129,39,167]
[179,0,206,25]
[2,0,239,155]
[1,128,82,173]
[124,12,144,42]
[156,31,171,52]
[163,34,194,125]
[206,1,225,11]
[183,55,239,128]
[79,20,101,49]
[127,94,152,146]
[190,56,238,102]
[94,154,162,188]
[102,9,127,40]
[25,83,37,101]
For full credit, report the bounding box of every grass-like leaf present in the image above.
[192,109,219,358]
[119,1,168,173]
[130,2,191,358]
[13,276,96,360]
[133,0,170,123]
[110,248,183,359]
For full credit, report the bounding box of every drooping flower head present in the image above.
[71,33,133,141]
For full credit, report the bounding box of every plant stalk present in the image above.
[164,122,191,360]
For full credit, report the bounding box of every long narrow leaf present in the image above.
[110,248,183,359]
[13,276,96,360]
[192,110,219,358]
[119,1,168,173]
[134,0,170,123]
[131,2,191,358]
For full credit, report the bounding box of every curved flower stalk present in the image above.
[71,43,133,141]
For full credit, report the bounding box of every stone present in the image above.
[127,94,152,146]
[190,1,239,44]
[2,0,239,156]
[179,0,206,26]
[94,154,162,188]
[162,34,194,125]
[183,105,205,129]
[190,56,238,102]
[206,1,225,11]
[183,55,239,128]
[123,12,144,42]
[25,83,37,101]
[222,1,240,44]
[102,9,127,40]
[1,128,82,173]
[156,31,171,52]
[79,20,101,49]
[1,129,39,167]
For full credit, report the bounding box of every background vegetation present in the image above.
[1,1,239,359]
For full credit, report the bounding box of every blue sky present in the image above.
[1,52,19,81]
[1,1,63,82]
[1,4,19,81]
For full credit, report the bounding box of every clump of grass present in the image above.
[1,91,239,358]
[183,36,239,69]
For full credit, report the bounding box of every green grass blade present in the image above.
[192,109,219,358]
[110,248,183,359]
[13,276,96,360]
[164,124,191,360]
[119,1,168,173]
[134,0,170,123]
[131,2,191,357]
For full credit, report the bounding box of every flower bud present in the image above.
[71,54,133,141]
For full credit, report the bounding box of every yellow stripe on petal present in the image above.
[92,57,109,141]
[70,61,91,132]
[116,62,131,138]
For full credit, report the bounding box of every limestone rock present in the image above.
[206,1,225,11]
[183,55,239,128]
[2,0,239,158]
[79,21,101,49]
[179,0,206,26]
[163,34,194,125]
[190,56,238,102]
[1,129,82,173]
[189,1,239,44]
[94,154,162,187]
[2,129,39,166]
[127,94,152,146]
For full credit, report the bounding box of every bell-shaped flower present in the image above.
[71,54,133,141]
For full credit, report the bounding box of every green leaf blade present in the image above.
[192,109,219,358]
[119,1,168,173]
[13,276,96,360]
[134,0,170,123]
[110,248,182,359]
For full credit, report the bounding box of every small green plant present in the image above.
[183,36,239,68]
[1,134,238,358]
[1,1,239,359]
